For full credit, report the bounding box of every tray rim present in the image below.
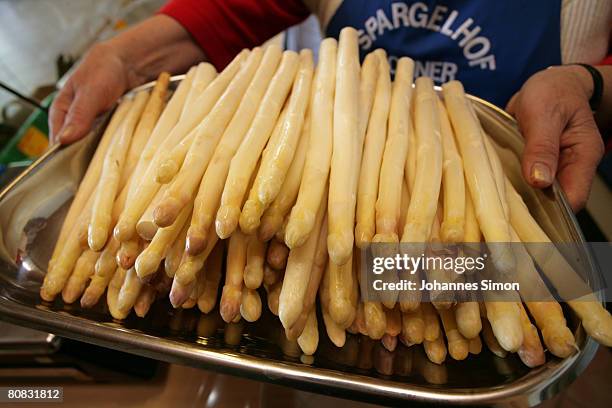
[0,297,599,406]
[0,76,602,406]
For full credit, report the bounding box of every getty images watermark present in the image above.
[359,242,611,304]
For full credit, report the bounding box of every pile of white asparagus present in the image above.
[40,28,612,366]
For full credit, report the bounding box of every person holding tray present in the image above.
[49,0,611,211]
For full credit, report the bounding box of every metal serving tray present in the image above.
[0,76,601,406]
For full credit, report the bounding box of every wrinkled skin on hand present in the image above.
[507,66,604,211]
[49,43,135,145]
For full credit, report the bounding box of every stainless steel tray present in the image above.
[0,76,601,406]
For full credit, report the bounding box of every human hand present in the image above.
[49,42,134,145]
[507,65,604,211]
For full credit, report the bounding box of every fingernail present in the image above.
[531,162,553,185]
[58,125,73,143]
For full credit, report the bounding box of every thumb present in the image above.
[505,92,519,116]
[515,101,563,189]
[57,87,104,144]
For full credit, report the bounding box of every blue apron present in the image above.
[326,0,562,107]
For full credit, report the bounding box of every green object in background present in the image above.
[0,93,53,168]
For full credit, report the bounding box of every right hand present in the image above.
[50,42,133,144]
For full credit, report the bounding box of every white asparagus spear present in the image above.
[134,284,156,318]
[506,178,612,346]
[48,97,132,273]
[116,238,140,270]
[347,252,360,329]
[243,235,266,290]
[506,222,576,356]
[376,179,409,310]
[114,50,248,241]
[348,301,367,336]
[180,63,218,121]
[373,57,413,243]
[240,61,314,236]
[468,336,482,355]
[187,45,283,254]
[279,184,327,329]
[516,302,546,368]
[385,306,402,337]
[240,289,262,322]
[483,300,523,352]
[174,233,219,287]
[364,302,387,340]
[61,250,99,304]
[464,186,481,243]
[220,230,248,322]
[121,73,171,188]
[156,69,239,184]
[398,76,441,311]
[116,267,144,316]
[525,300,576,358]
[113,67,197,242]
[424,335,447,365]
[107,267,127,320]
[257,114,310,242]
[136,184,169,240]
[88,91,149,250]
[239,106,289,234]
[42,197,93,301]
[274,216,289,242]
[441,81,514,275]
[405,117,417,193]
[328,257,354,328]
[422,302,441,341]
[154,49,264,228]
[284,38,336,249]
[481,315,507,358]
[216,51,300,239]
[439,307,469,360]
[398,179,410,241]
[121,70,197,209]
[357,53,379,143]
[256,49,314,206]
[164,222,188,277]
[135,204,192,280]
[327,27,361,266]
[266,238,289,270]
[322,312,346,348]
[155,127,197,184]
[169,272,197,309]
[482,130,509,218]
[482,132,531,353]
[328,45,378,262]
[354,49,391,248]
[320,262,346,347]
[80,238,120,308]
[197,241,224,314]
[154,57,245,183]
[401,76,442,244]
[437,99,465,243]
[285,217,328,340]
[265,279,283,316]
[402,306,425,345]
[298,309,319,356]
[263,264,282,288]
[454,302,482,339]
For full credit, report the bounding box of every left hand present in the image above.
[506,65,604,211]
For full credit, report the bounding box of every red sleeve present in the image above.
[160,0,310,69]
